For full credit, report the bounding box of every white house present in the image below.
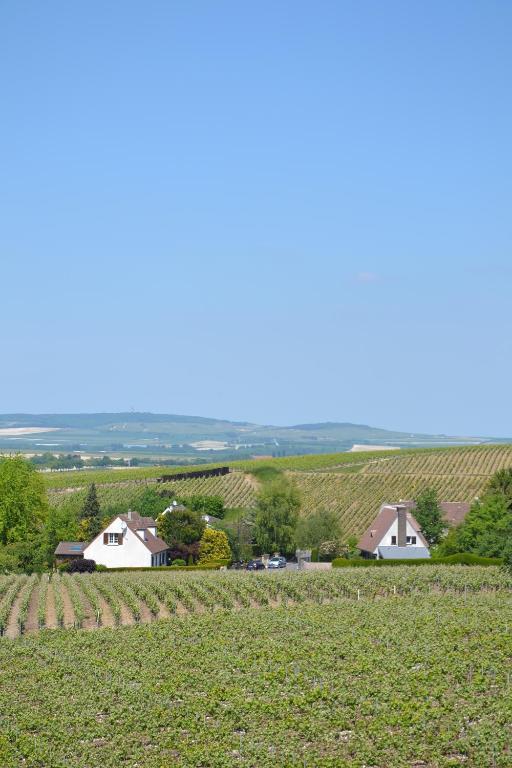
[357,503,430,559]
[56,511,169,568]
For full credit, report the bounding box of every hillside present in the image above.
[47,444,512,540]
[0,411,502,460]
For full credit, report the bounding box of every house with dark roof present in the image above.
[55,511,169,568]
[357,504,431,559]
[54,541,88,562]
[357,498,472,559]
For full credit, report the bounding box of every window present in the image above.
[108,533,119,545]
[406,536,417,545]
[391,535,397,545]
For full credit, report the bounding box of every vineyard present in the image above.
[44,444,512,541]
[48,471,257,512]
[0,567,510,638]
[0,576,511,766]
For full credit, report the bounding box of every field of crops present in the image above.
[41,450,401,490]
[290,444,512,538]
[45,445,512,540]
[0,567,510,638]
[48,471,257,512]
[0,576,511,767]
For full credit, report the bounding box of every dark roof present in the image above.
[119,514,157,528]
[378,546,431,559]
[439,502,471,526]
[54,541,87,556]
[119,514,169,554]
[140,528,169,554]
[357,504,428,553]
[389,500,471,526]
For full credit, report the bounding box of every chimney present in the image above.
[396,505,407,547]
[127,509,132,521]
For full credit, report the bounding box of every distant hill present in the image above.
[0,412,507,461]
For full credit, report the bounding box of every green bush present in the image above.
[332,553,503,568]
[171,558,187,566]
[99,563,224,572]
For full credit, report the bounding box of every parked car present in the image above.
[246,559,265,571]
[267,556,287,569]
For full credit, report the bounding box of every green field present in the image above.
[0,568,511,767]
[46,444,512,540]
[1,567,510,636]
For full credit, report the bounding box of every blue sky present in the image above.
[1,1,511,435]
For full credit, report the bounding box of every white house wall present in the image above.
[372,518,425,554]
[83,517,152,568]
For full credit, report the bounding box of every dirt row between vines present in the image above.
[2,580,297,638]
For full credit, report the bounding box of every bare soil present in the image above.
[24,583,41,634]
[45,582,57,629]
[5,586,26,639]
[60,583,76,629]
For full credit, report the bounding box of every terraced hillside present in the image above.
[46,444,512,539]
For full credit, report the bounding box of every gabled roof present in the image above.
[119,514,157,529]
[357,504,428,553]
[439,502,471,526]
[54,541,87,556]
[378,546,430,559]
[138,528,169,554]
[120,514,169,554]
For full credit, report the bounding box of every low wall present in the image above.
[302,561,332,571]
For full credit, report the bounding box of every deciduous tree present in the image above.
[254,478,300,555]
[0,455,48,545]
[414,488,443,546]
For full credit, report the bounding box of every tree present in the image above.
[487,468,512,509]
[455,494,511,557]
[254,478,300,555]
[186,495,225,519]
[414,488,444,546]
[138,487,167,517]
[44,502,79,566]
[436,467,512,559]
[0,456,48,546]
[295,508,342,550]
[78,484,102,540]
[157,506,205,547]
[198,528,231,564]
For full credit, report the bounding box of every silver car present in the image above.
[267,556,287,569]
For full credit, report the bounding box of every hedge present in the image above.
[332,553,503,568]
[94,562,228,573]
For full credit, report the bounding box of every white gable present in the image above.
[83,517,152,568]
[378,516,424,548]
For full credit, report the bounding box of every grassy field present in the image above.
[0,569,511,767]
[46,444,512,540]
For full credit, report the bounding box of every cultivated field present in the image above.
[0,567,510,638]
[0,572,510,767]
[46,444,512,539]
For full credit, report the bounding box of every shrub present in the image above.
[68,558,96,573]
[198,528,232,565]
[171,558,187,566]
[332,553,503,568]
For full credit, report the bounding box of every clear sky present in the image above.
[1,1,511,436]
